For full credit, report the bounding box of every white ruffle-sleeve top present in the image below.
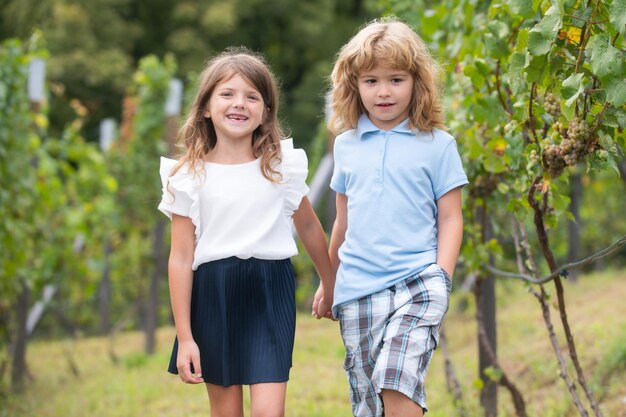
[158,139,309,271]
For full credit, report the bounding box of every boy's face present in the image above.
[358,65,413,131]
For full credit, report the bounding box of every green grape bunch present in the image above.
[567,116,590,142]
[544,93,561,118]
[542,143,566,178]
[539,114,597,176]
[559,138,580,166]
[553,121,568,137]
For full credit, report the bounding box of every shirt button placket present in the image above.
[377,132,389,187]
[376,143,383,186]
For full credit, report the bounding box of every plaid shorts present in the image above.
[337,263,452,417]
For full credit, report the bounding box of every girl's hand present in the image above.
[312,284,334,320]
[316,296,334,320]
[176,339,204,384]
[312,284,324,316]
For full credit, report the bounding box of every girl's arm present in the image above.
[436,187,464,277]
[292,196,335,319]
[169,214,203,384]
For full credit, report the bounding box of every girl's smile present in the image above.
[226,113,249,121]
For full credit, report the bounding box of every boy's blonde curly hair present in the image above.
[329,17,444,134]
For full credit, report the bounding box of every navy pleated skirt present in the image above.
[167,256,296,387]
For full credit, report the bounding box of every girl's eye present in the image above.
[364,79,377,84]
[248,95,260,101]
[391,78,404,83]
[220,92,232,97]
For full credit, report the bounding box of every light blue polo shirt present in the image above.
[330,115,468,314]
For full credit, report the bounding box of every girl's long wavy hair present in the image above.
[171,47,283,181]
[329,17,444,134]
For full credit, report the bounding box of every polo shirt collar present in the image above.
[356,114,414,139]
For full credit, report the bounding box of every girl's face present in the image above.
[357,65,413,131]
[205,74,266,144]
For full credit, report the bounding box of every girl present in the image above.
[158,48,334,417]
[320,17,468,417]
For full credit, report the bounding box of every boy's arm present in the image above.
[169,214,204,384]
[292,197,335,317]
[312,192,347,319]
[328,192,348,277]
[436,187,463,278]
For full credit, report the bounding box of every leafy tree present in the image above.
[0,36,38,393]
[106,54,175,353]
[376,0,625,416]
[0,34,120,391]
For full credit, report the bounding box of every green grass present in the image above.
[3,269,626,416]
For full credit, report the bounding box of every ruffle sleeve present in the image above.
[280,138,309,216]
[157,157,202,238]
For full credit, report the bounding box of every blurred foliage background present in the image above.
[0,0,374,143]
